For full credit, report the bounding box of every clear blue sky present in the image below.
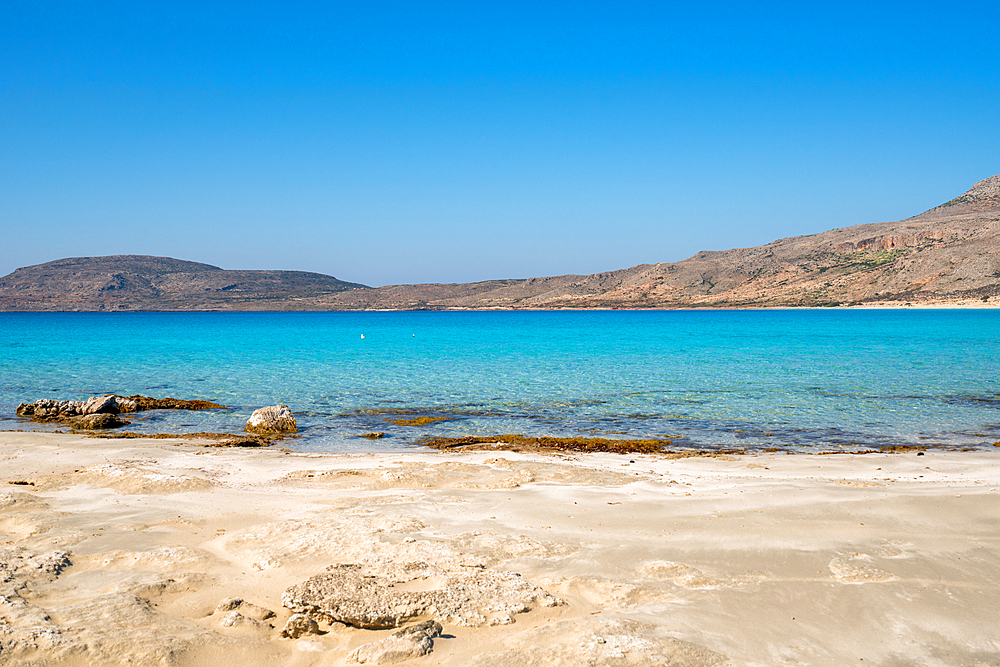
[2,2,998,286]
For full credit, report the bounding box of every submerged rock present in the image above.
[245,405,297,434]
[348,620,443,664]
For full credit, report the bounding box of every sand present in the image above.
[1,431,998,666]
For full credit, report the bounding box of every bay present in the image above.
[1,310,998,452]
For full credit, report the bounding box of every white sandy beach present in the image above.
[2,431,999,666]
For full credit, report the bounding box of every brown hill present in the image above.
[305,175,1000,309]
[2,176,998,311]
[0,255,367,311]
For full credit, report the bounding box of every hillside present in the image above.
[309,175,1000,309]
[1,176,998,311]
[0,255,366,311]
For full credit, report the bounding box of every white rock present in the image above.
[83,395,119,415]
[245,405,297,434]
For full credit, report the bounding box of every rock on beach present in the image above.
[245,405,298,434]
[348,620,443,664]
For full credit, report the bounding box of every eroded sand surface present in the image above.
[1,432,998,666]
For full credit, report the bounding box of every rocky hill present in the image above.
[0,255,367,311]
[311,175,1000,309]
[2,176,998,310]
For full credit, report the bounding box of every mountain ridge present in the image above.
[2,177,998,311]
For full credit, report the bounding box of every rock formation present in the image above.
[282,560,558,629]
[15,394,224,430]
[348,620,443,664]
[245,405,297,434]
[16,399,86,419]
[82,395,121,415]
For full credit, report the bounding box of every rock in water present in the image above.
[348,621,443,664]
[74,413,129,430]
[116,397,139,412]
[245,405,297,434]
[82,395,120,415]
[16,399,85,418]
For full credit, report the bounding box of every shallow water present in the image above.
[1,310,998,452]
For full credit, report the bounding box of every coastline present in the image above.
[2,300,1000,312]
[3,432,998,666]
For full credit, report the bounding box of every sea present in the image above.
[1,310,998,453]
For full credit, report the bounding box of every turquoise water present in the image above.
[1,310,998,452]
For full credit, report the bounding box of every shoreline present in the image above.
[2,301,1000,313]
[3,432,999,666]
[4,427,998,457]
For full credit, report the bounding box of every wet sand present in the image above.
[2,431,999,666]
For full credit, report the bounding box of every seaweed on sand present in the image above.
[84,431,281,447]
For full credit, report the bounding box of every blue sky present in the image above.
[2,2,998,286]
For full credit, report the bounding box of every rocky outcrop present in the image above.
[15,395,223,428]
[82,395,120,415]
[348,620,443,664]
[245,405,297,434]
[16,396,131,426]
[917,174,1000,218]
[73,413,130,430]
[16,394,222,418]
[16,399,85,419]
[282,561,558,629]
